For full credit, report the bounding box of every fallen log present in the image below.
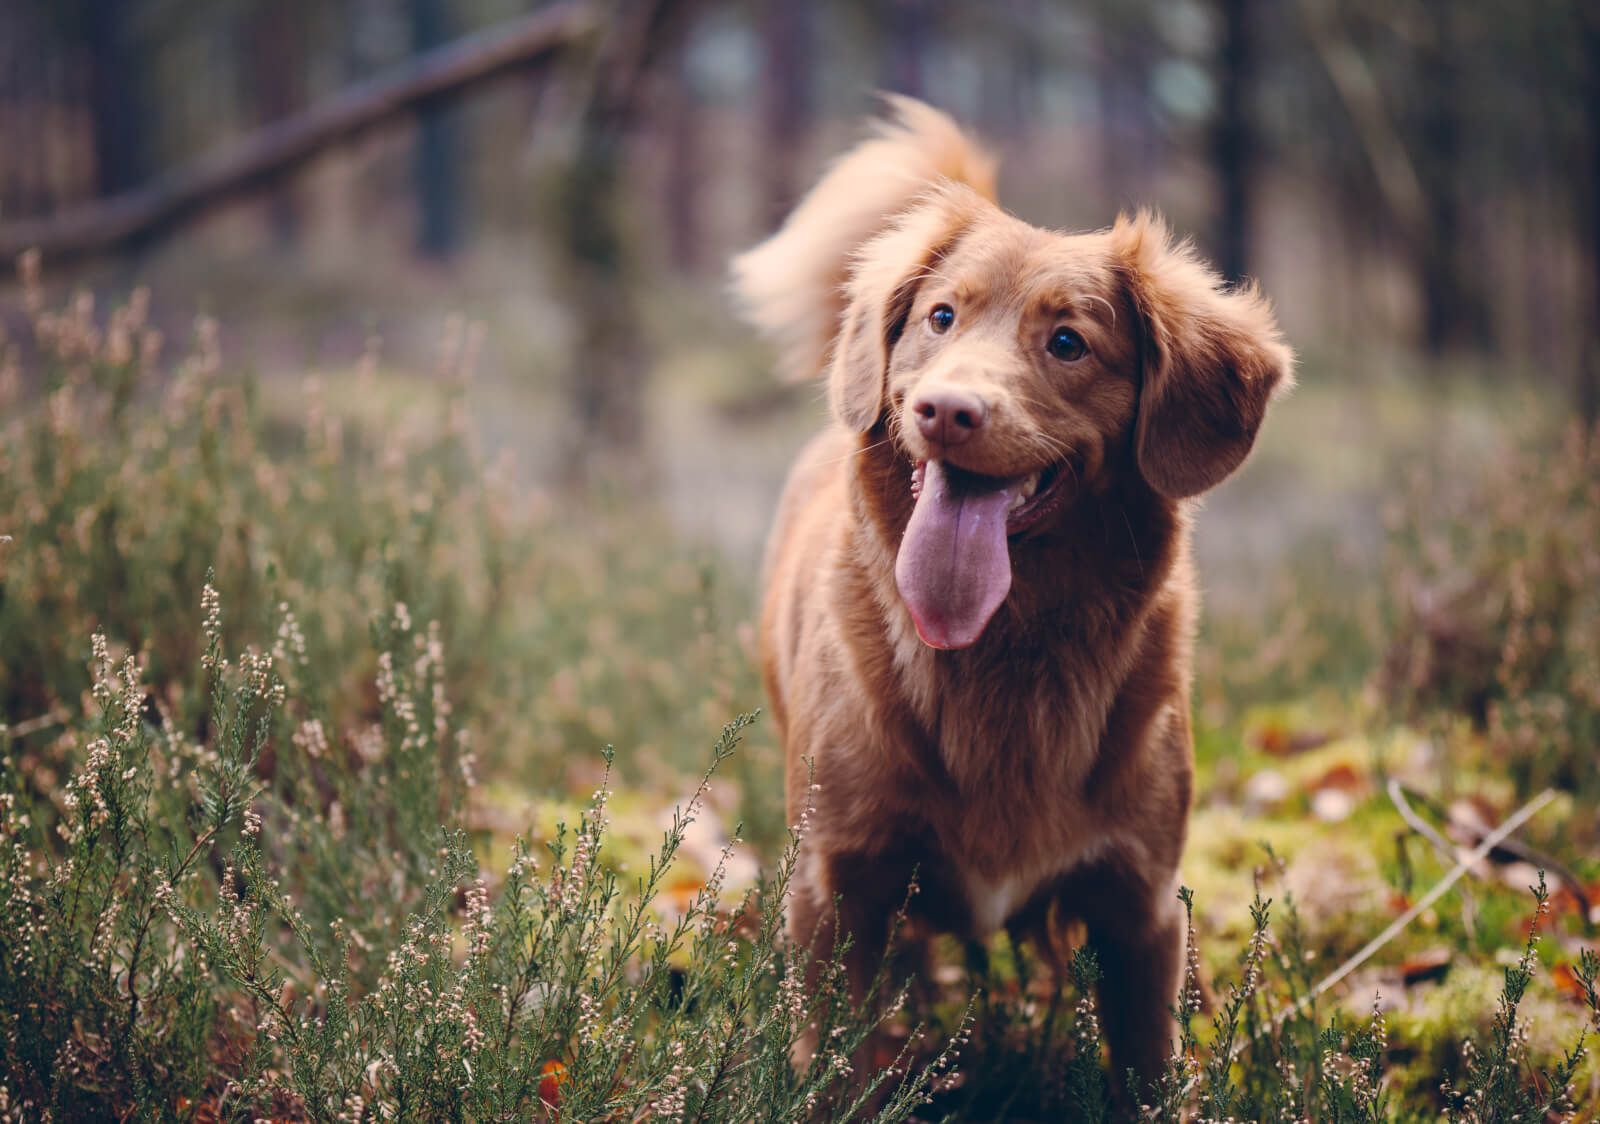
[0,1,596,264]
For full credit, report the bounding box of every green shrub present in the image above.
[1379,423,1600,803]
[0,259,774,839]
[0,591,967,1118]
[3,273,1597,1120]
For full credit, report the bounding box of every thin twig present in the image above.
[1294,0,1428,247]
[1386,779,1455,858]
[1388,777,1479,934]
[1389,779,1590,921]
[4,707,69,739]
[1242,787,1557,1059]
[1166,791,1560,1102]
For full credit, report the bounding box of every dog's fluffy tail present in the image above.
[730,96,997,381]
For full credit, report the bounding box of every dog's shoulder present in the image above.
[760,427,860,716]
[762,427,856,576]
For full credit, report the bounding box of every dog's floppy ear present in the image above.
[1112,210,1294,499]
[831,185,984,432]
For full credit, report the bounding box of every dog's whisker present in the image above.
[814,436,896,470]
[1008,392,1067,420]
[1027,431,1074,464]
[1025,428,1068,452]
[1062,457,1082,493]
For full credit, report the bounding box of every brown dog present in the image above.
[733,98,1292,1087]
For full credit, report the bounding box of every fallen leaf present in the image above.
[1548,879,1600,925]
[539,1059,568,1109]
[1250,722,1333,757]
[1445,797,1500,847]
[1400,947,1452,986]
[1495,860,1546,897]
[1308,762,1365,793]
[1551,961,1600,1013]
[660,874,706,918]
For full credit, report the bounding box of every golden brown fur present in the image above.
[733,99,1293,1087]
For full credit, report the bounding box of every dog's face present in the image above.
[886,213,1142,511]
[831,185,1293,649]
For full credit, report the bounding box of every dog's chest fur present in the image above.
[770,437,1194,940]
[883,623,1154,935]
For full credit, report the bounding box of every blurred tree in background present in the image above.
[1,0,1597,441]
[410,0,467,258]
[556,0,701,484]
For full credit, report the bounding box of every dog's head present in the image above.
[833,188,1293,649]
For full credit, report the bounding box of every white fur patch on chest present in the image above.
[963,872,1031,935]
[960,837,1112,936]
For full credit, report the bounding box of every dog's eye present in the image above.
[928,304,955,334]
[1047,326,1087,362]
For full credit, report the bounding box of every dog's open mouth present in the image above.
[896,459,1072,650]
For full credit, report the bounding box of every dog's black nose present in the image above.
[912,389,987,448]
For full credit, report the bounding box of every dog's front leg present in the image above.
[787,846,916,1072]
[1085,881,1185,1099]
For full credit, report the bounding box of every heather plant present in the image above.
[1,586,970,1119]
[0,254,771,831]
[1439,875,1592,1122]
[906,865,1597,1122]
[1379,422,1600,805]
[4,272,1600,1120]
[1060,865,1597,1124]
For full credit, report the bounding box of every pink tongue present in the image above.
[895,460,1017,649]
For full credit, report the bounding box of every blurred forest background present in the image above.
[3,0,1597,532]
[4,1,1600,1115]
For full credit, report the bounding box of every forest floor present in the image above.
[3,261,1597,1119]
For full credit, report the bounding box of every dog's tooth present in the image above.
[1020,472,1039,499]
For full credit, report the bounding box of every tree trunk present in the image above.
[0,5,46,218]
[1415,1,1486,357]
[1212,0,1256,284]
[661,50,700,272]
[1580,3,1600,428]
[82,0,146,197]
[757,0,811,229]
[558,0,700,486]
[884,0,928,97]
[243,5,305,245]
[411,0,465,258]
[1096,20,1159,215]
